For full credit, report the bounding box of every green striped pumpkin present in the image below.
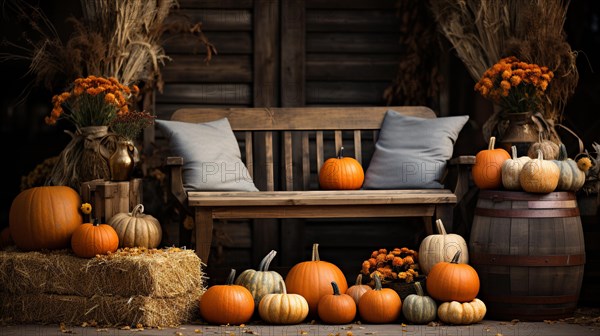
[401,282,437,324]
[235,250,284,306]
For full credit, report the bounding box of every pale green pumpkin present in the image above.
[553,143,586,192]
[401,281,437,324]
[235,250,284,306]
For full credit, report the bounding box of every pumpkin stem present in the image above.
[331,281,341,296]
[132,204,145,217]
[258,250,277,271]
[511,145,518,159]
[435,219,447,235]
[226,268,237,285]
[338,146,345,159]
[558,143,568,161]
[355,274,363,286]
[311,243,320,261]
[414,281,424,296]
[488,136,496,150]
[451,250,462,264]
[537,149,544,161]
[92,218,100,227]
[373,273,382,291]
[279,279,287,295]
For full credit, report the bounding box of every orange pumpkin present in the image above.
[9,186,83,251]
[472,136,510,190]
[317,281,357,324]
[199,269,255,325]
[285,243,348,317]
[71,219,119,258]
[358,274,402,323]
[319,147,364,190]
[426,251,480,302]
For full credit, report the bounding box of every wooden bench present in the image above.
[165,106,474,263]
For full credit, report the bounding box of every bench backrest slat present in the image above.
[169,106,437,191]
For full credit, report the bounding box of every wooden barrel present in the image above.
[469,190,585,321]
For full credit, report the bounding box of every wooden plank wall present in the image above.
[153,0,420,283]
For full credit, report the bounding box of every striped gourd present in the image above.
[235,250,284,306]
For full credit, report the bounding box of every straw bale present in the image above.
[0,247,205,297]
[0,290,202,327]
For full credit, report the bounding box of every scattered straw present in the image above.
[0,290,202,327]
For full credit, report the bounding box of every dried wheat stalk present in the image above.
[1,0,216,94]
[430,0,578,132]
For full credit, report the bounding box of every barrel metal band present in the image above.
[474,207,580,218]
[478,190,576,201]
[470,253,586,266]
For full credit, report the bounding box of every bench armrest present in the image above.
[166,156,188,209]
[447,155,475,203]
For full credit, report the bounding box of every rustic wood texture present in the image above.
[80,179,143,223]
[166,106,471,266]
[469,190,585,321]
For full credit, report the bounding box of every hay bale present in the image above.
[0,290,202,327]
[0,247,204,297]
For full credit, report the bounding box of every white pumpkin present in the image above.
[501,145,531,190]
[519,150,560,193]
[438,298,487,325]
[418,219,469,275]
[108,204,162,248]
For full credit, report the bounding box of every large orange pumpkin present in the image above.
[319,147,364,190]
[472,136,510,190]
[426,251,480,302]
[199,269,255,325]
[9,186,83,250]
[285,243,348,317]
[71,219,119,258]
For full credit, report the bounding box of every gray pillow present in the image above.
[363,110,469,189]
[156,118,259,192]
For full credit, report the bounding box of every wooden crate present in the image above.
[80,179,142,222]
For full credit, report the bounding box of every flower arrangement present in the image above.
[361,247,420,284]
[110,111,156,141]
[46,75,139,129]
[474,56,554,114]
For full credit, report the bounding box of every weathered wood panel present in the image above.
[307,54,399,81]
[306,82,389,104]
[162,32,252,54]
[182,9,252,31]
[161,55,252,83]
[307,33,402,53]
[281,0,307,266]
[252,0,281,266]
[306,10,399,32]
[157,84,251,105]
